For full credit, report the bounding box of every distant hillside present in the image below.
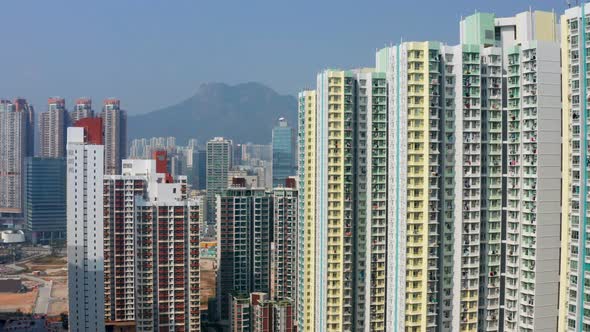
[128,82,297,145]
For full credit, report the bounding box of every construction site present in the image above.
[0,246,67,318]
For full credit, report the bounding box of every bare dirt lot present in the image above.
[0,254,68,315]
[23,256,68,315]
[2,253,219,316]
[0,288,39,313]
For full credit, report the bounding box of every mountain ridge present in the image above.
[128,82,298,145]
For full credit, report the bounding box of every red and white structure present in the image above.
[103,151,201,331]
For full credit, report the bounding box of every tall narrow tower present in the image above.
[0,99,33,215]
[66,125,105,331]
[70,98,94,123]
[101,98,127,175]
[39,97,67,158]
[272,118,296,187]
[560,4,590,331]
[206,137,232,222]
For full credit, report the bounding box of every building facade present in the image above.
[230,292,295,332]
[101,98,127,175]
[297,10,561,332]
[297,90,316,332]
[270,182,298,302]
[103,157,201,331]
[0,99,34,216]
[560,4,590,331]
[24,157,67,244]
[217,186,272,320]
[271,118,296,187]
[231,294,251,332]
[196,148,207,190]
[297,69,388,332]
[206,137,232,222]
[39,97,67,158]
[66,126,105,331]
[70,98,94,123]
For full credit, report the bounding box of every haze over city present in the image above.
[0,1,564,114]
[3,1,590,332]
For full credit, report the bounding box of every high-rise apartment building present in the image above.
[380,16,560,332]
[272,118,296,187]
[14,98,35,158]
[296,90,315,332]
[217,184,273,320]
[206,137,232,222]
[25,157,67,244]
[101,98,127,175]
[217,178,298,327]
[230,292,295,332]
[70,98,94,123]
[297,10,561,332]
[297,69,387,332]
[251,293,295,332]
[242,143,272,163]
[103,165,145,324]
[560,4,590,331]
[0,99,34,215]
[40,97,67,158]
[129,138,147,159]
[231,294,252,332]
[183,145,198,188]
[234,143,243,166]
[271,300,295,332]
[66,126,105,331]
[103,156,201,331]
[195,148,207,190]
[270,180,298,302]
[250,293,272,332]
[129,136,181,160]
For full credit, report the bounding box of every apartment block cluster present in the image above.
[216,177,298,331]
[295,7,590,332]
[67,124,202,331]
[13,4,590,332]
[129,136,208,190]
[0,97,126,244]
[62,112,297,331]
[128,132,289,223]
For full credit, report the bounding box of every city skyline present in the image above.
[0,1,566,115]
[3,3,590,332]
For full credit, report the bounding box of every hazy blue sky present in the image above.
[0,1,566,114]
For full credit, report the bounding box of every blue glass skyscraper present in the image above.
[24,157,67,244]
[272,117,296,187]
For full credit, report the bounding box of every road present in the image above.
[20,274,53,315]
[33,280,52,314]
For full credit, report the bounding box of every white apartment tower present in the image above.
[40,97,67,158]
[0,99,33,215]
[206,137,232,221]
[66,126,105,331]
